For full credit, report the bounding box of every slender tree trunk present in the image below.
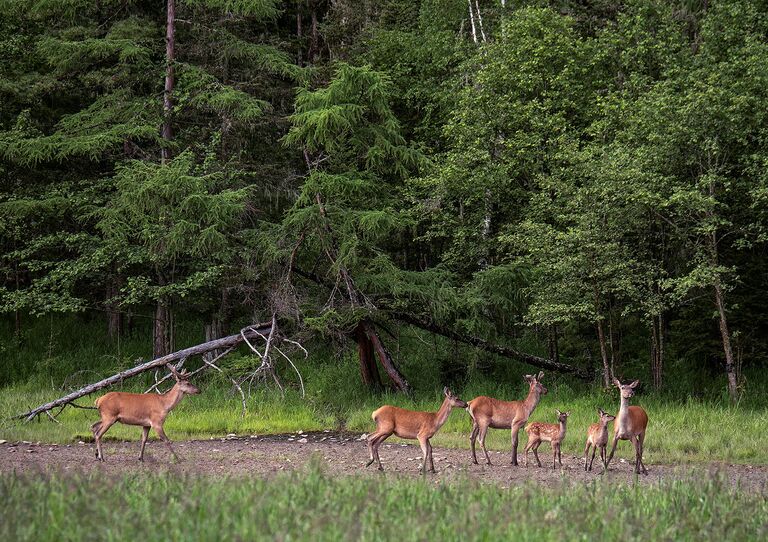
[296,1,303,66]
[362,320,410,393]
[106,277,123,339]
[714,280,738,401]
[153,300,172,359]
[161,0,175,163]
[547,325,559,364]
[596,319,611,388]
[308,0,318,63]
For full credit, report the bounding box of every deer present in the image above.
[583,408,616,471]
[523,409,570,469]
[466,371,547,466]
[90,364,200,462]
[365,387,468,474]
[604,378,649,474]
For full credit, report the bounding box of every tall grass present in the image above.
[1,467,766,541]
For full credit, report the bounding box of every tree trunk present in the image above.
[203,318,224,363]
[362,320,410,393]
[161,0,175,163]
[596,319,611,388]
[153,300,172,359]
[106,277,123,339]
[308,0,318,63]
[296,1,303,66]
[547,325,559,364]
[714,280,738,401]
[356,322,381,389]
[650,313,664,389]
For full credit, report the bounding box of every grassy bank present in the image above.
[2,380,767,465]
[2,315,767,464]
[1,467,766,541]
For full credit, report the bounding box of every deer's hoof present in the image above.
[365,459,374,468]
[377,466,384,472]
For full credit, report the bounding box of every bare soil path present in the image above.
[2,431,767,491]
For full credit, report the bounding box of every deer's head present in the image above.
[597,408,616,425]
[167,364,201,395]
[525,371,548,395]
[555,409,570,424]
[443,387,468,408]
[613,378,639,399]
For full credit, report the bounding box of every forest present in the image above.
[2,2,768,539]
[4,0,768,400]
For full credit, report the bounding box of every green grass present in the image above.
[2,315,767,464]
[1,466,766,541]
[2,379,767,465]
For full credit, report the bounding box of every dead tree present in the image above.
[15,320,306,422]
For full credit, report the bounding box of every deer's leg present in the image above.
[478,424,492,465]
[523,438,533,468]
[93,417,116,461]
[418,435,430,475]
[604,434,620,473]
[138,426,150,461]
[552,443,558,470]
[153,424,179,461]
[589,444,598,471]
[584,442,591,471]
[427,440,436,473]
[631,434,643,474]
[372,432,390,471]
[510,423,523,466]
[637,431,648,474]
[532,441,542,467]
[91,420,102,458]
[600,445,607,468]
[557,443,563,468]
[366,431,380,467]
[469,421,480,465]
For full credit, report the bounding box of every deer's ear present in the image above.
[537,371,544,381]
[598,408,605,416]
[629,380,640,388]
[555,409,562,416]
[612,377,622,388]
[524,374,533,382]
[565,411,571,417]
[443,386,450,397]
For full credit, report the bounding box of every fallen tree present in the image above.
[392,312,594,380]
[292,266,592,381]
[14,320,305,422]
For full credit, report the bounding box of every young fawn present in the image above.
[466,372,547,466]
[583,409,616,471]
[605,378,649,474]
[366,387,467,474]
[523,409,570,469]
[91,364,200,461]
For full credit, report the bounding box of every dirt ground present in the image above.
[2,431,767,491]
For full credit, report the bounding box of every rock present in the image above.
[359,433,368,441]
[298,430,305,434]
[22,441,31,445]
[0,440,6,445]
[26,449,34,453]
[298,438,308,444]
[250,435,259,439]
[288,438,295,442]
[78,441,85,445]
[323,430,330,433]
[226,433,237,439]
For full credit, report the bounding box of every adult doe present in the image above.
[604,378,649,474]
[365,387,467,474]
[91,364,200,461]
[523,409,570,469]
[466,372,547,466]
[583,408,616,471]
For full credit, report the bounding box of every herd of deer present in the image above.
[89,366,649,476]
